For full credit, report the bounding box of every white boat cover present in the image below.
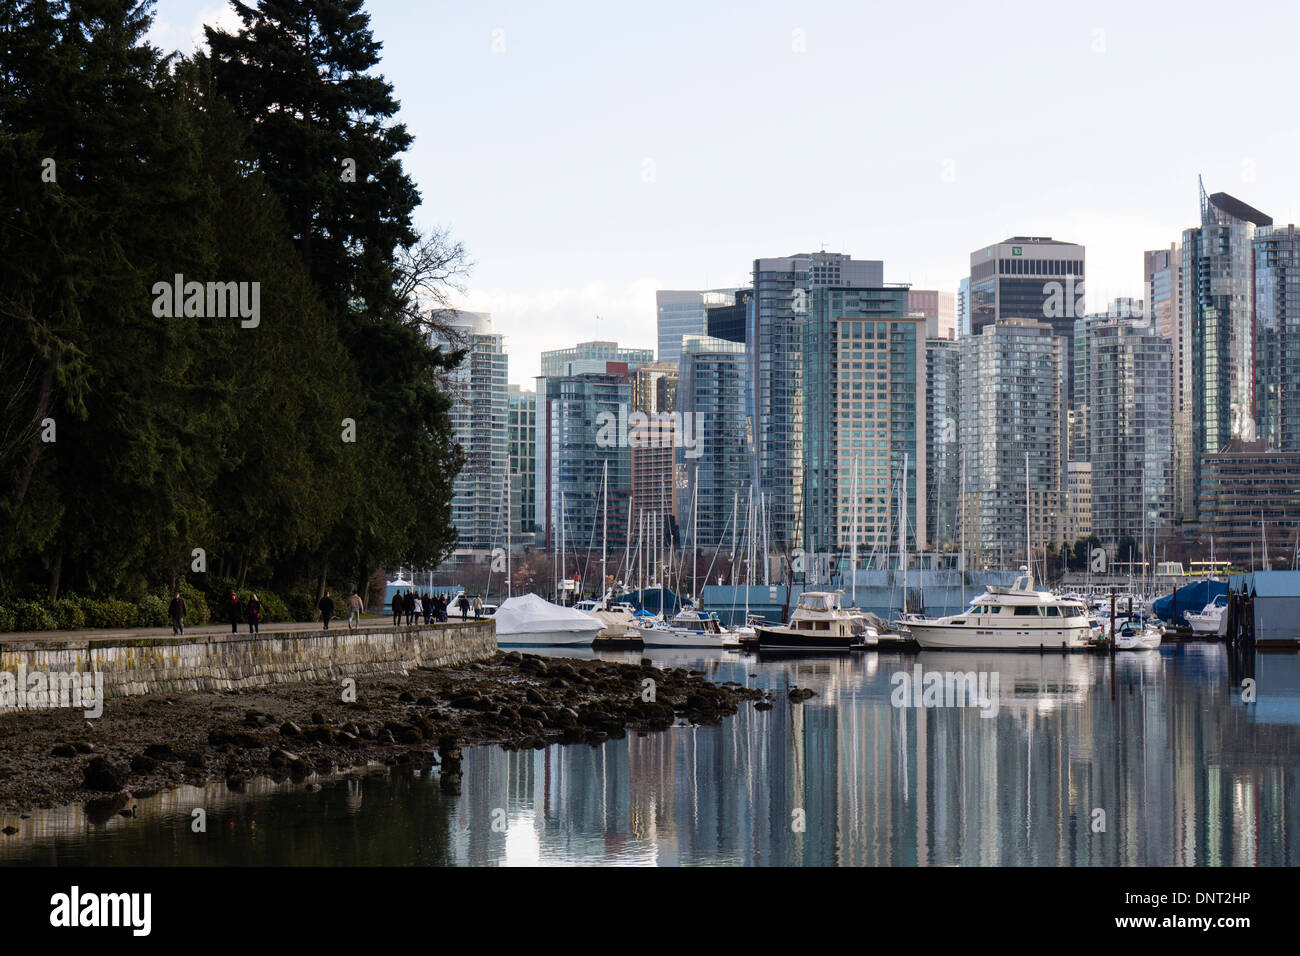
[493,593,604,636]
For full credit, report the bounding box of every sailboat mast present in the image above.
[960,445,966,607]
[600,459,608,598]
[851,455,859,607]
[1024,451,1031,576]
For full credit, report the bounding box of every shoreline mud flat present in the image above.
[0,652,769,815]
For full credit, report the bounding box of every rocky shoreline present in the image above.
[0,652,772,816]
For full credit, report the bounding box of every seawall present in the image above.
[0,621,496,711]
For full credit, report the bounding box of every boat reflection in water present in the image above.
[3,645,1299,867]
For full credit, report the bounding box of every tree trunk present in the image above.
[14,363,55,508]
[47,545,63,603]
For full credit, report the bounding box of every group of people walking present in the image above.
[389,590,482,625]
[164,586,481,637]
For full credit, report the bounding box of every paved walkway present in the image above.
[0,615,481,644]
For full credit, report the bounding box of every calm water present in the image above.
[2,644,1298,866]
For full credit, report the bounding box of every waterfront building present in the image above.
[508,385,538,549]
[678,334,751,556]
[1198,439,1300,569]
[959,317,1067,569]
[544,371,632,563]
[436,312,509,555]
[656,289,739,365]
[1253,223,1300,452]
[925,337,960,551]
[801,284,921,555]
[534,341,652,533]
[751,252,884,551]
[1082,318,1173,558]
[957,276,971,337]
[1181,182,1272,519]
[1146,243,1191,523]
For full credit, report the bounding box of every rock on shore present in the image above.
[0,652,766,812]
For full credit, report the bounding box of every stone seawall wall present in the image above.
[0,622,496,710]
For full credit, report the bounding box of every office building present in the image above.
[706,288,751,344]
[656,289,739,365]
[1253,224,1300,452]
[926,337,960,551]
[507,385,537,549]
[908,289,956,340]
[1198,439,1300,569]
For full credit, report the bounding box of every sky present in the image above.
[149,0,1300,386]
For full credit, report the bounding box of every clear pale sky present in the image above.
[150,0,1300,386]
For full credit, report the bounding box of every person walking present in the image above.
[472,594,483,620]
[423,592,434,626]
[404,589,416,626]
[318,590,335,630]
[225,590,242,634]
[415,593,424,625]
[391,590,403,626]
[456,592,470,620]
[169,591,187,636]
[246,593,263,635]
[348,590,364,630]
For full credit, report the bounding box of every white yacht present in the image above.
[755,591,878,652]
[905,570,1092,650]
[635,603,729,648]
[1186,594,1228,637]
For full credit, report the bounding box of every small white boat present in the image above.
[574,594,638,637]
[636,604,729,648]
[1186,594,1228,637]
[1114,619,1163,651]
[493,593,604,646]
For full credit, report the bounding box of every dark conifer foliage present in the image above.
[0,0,464,603]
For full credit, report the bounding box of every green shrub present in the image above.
[49,597,86,630]
[136,593,168,627]
[13,599,56,632]
[82,597,136,628]
[0,604,15,633]
[285,591,317,623]
[237,589,290,623]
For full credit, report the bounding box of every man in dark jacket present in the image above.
[318,591,335,630]
[226,591,242,633]
[169,592,187,636]
[456,593,470,620]
[404,590,416,626]
[391,590,403,626]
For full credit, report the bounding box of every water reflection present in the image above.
[2,646,1298,866]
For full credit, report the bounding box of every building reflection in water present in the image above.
[2,646,1297,866]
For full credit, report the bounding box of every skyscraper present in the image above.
[1083,318,1173,558]
[801,284,922,555]
[678,334,750,559]
[1181,182,1271,517]
[544,372,632,564]
[1146,244,1188,522]
[751,252,884,551]
[959,317,1066,569]
[534,341,653,534]
[968,237,1085,337]
[1253,223,1300,452]
[656,289,738,365]
[925,336,960,552]
[908,289,956,340]
[507,385,537,549]
[706,288,751,345]
[437,311,508,554]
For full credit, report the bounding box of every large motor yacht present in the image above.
[1186,594,1228,637]
[905,569,1092,650]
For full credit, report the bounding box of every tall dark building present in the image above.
[706,288,750,344]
